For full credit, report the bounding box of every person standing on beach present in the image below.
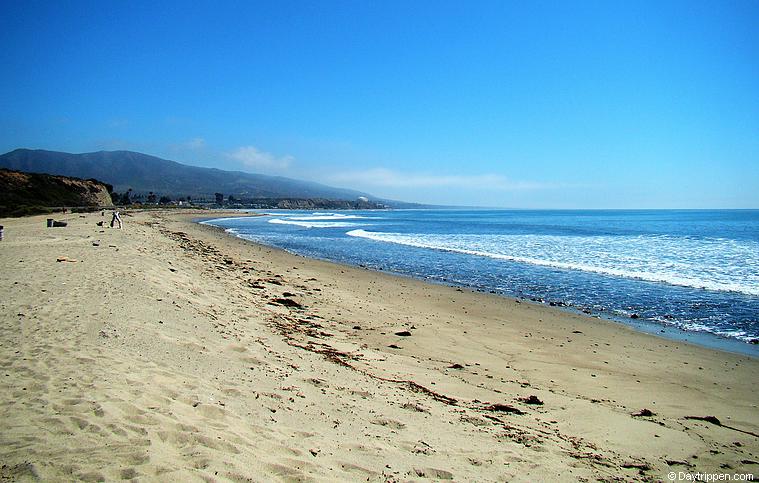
[110,210,122,229]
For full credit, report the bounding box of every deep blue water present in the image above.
[203,209,759,356]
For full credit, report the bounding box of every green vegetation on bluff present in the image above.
[0,168,113,217]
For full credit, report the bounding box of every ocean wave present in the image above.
[289,214,370,221]
[269,218,363,228]
[346,229,759,296]
[676,323,757,343]
[200,217,250,224]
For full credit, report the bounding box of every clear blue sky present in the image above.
[1,0,757,208]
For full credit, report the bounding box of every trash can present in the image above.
[47,218,54,228]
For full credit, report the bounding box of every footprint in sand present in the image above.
[195,403,228,421]
[337,462,379,479]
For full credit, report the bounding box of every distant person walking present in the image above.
[110,210,122,229]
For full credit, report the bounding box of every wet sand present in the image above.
[1,209,757,481]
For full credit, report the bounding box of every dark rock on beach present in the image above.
[482,403,525,415]
[269,298,303,309]
[518,395,544,406]
[631,408,655,417]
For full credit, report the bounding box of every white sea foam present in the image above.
[269,218,362,228]
[200,217,248,224]
[346,229,759,296]
[289,214,369,221]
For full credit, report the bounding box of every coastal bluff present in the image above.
[0,168,113,217]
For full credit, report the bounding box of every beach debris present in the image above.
[269,298,303,309]
[621,461,651,471]
[401,402,430,413]
[309,448,319,457]
[282,292,295,297]
[518,395,544,405]
[388,344,402,349]
[412,440,435,455]
[684,415,721,425]
[448,363,464,370]
[169,268,177,272]
[394,330,412,336]
[665,459,689,466]
[352,325,361,330]
[631,408,655,417]
[47,219,67,227]
[371,418,406,430]
[681,417,759,438]
[413,468,454,480]
[482,403,525,415]
[56,257,77,263]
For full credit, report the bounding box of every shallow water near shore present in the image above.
[203,209,759,356]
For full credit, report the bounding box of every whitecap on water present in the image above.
[269,218,364,228]
[346,229,759,296]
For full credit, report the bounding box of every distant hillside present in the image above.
[0,149,375,201]
[0,168,113,217]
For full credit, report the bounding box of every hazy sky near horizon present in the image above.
[1,1,758,208]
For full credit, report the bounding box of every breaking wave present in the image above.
[346,229,759,296]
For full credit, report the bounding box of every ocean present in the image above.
[203,209,759,356]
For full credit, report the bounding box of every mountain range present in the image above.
[0,149,377,202]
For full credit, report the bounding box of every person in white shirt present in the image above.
[110,210,122,229]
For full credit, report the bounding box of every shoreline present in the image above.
[201,213,759,359]
[1,209,757,481]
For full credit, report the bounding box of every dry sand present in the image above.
[1,209,757,482]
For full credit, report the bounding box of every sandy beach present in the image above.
[1,209,757,482]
